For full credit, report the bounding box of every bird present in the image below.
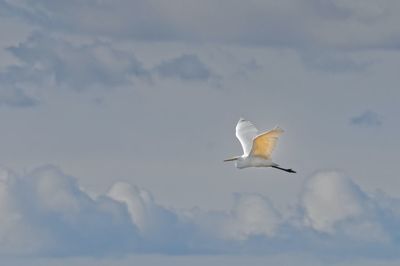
[224,118,296,173]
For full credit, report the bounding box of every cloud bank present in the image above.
[0,165,399,258]
[2,1,397,106]
[2,0,400,51]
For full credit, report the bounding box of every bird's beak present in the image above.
[224,156,239,162]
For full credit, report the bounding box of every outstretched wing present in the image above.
[250,127,284,159]
[235,118,258,156]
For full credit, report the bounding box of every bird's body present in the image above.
[224,118,296,173]
[234,156,277,169]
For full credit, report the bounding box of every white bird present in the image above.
[224,118,296,173]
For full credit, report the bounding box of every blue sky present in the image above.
[0,1,399,265]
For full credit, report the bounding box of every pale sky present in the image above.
[0,1,399,265]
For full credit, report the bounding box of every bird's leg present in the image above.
[271,165,296,173]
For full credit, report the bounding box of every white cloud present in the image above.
[0,165,399,258]
[221,194,281,240]
[0,165,139,256]
[300,171,388,242]
[301,171,366,233]
[0,168,46,255]
[108,182,154,233]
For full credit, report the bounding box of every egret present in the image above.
[224,118,296,173]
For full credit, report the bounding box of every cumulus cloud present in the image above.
[107,182,194,253]
[301,171,367,233]
[220,194,281,240]
[350,110,383,127]
[0,166,139,256]
[0,166,400,258]
[0,165,197,256]
[300,172,389,243]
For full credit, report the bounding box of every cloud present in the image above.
[107,182,194,253]
[2,0,397,74]
[0,33,218,106]
[0,166,139,256]
[5,33,149,92]
[350,110,383,127]
[223,193,281,240]
[299,50,371,73]
[0,166,400,258]
[0,85,38,107]
[155,54,215,81]
[2,0,400,51]
[0,60,40,107]
[300,172,388,242]
[0,165,198,256]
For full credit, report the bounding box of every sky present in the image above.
[0,0,399,265]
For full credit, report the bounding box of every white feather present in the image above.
[235,118,258,156]
[226,118,296,173]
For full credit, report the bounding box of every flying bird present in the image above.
[224,118,296,173]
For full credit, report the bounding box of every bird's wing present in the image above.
[250,127,284,159]
[235,118,258,156]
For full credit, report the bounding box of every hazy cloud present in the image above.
[155,54,214,81]
[0,33,148,107]
[2,0,400,51]
[300,50,371,73]
[350,110,383,127]
[2,0,400,76]
[0,33,219,106]
[2,0,398,75]
[0,85,38,107]
[6,33,149,91]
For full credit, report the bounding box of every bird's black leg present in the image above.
[271,165,296,173]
